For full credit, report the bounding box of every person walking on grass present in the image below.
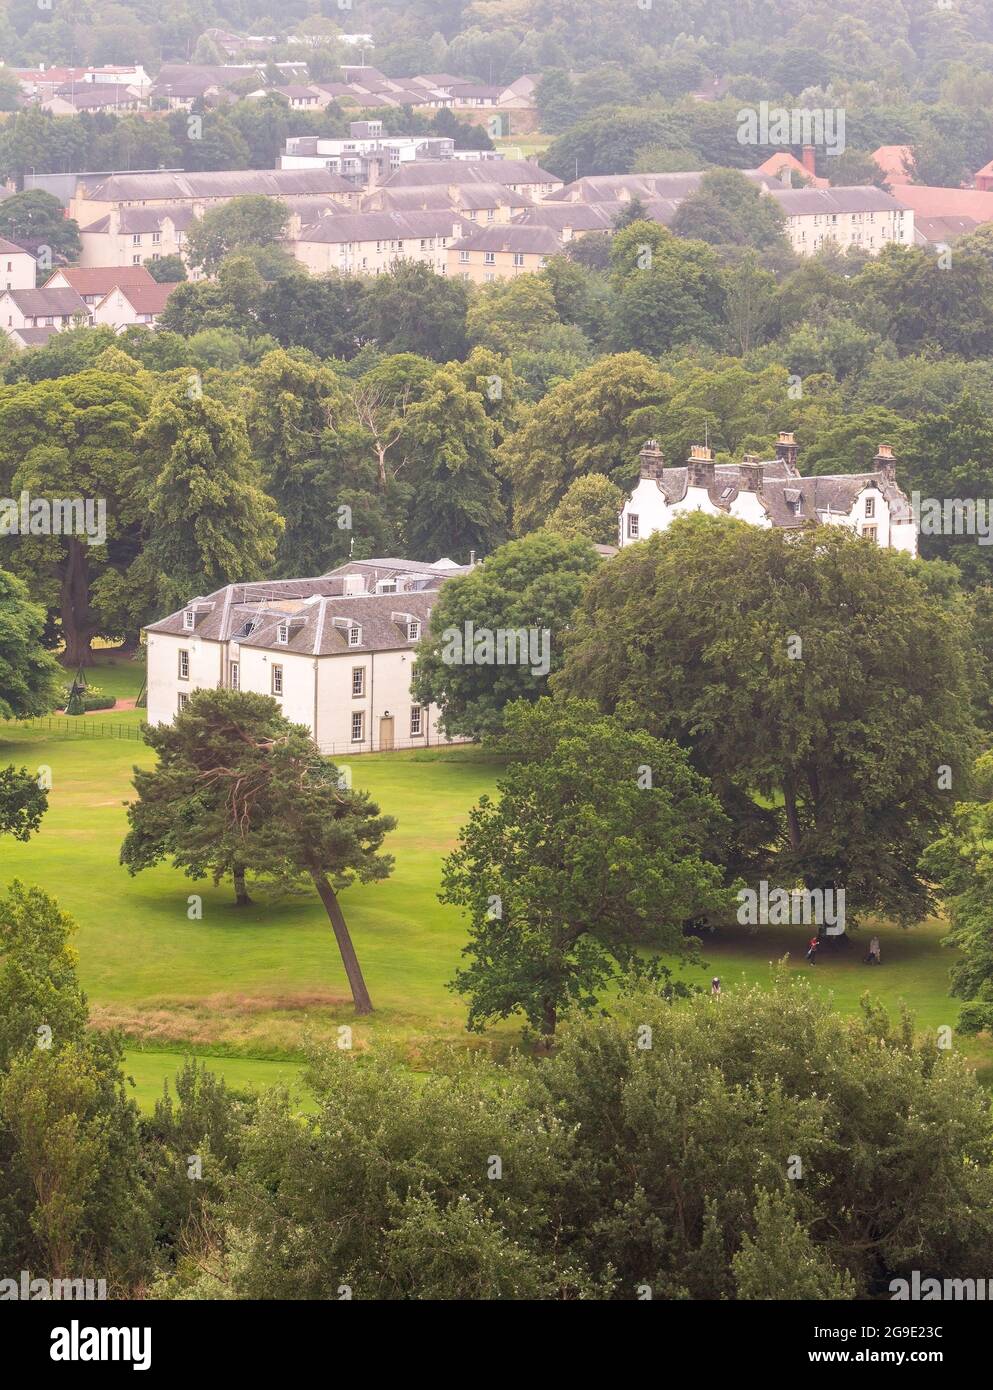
[711,976,721,999]
[806,935,819,965]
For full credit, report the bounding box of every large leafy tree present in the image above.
[609,221,727,357]
[184,196,290,275]
[121,690,396,1015]
[0,371,149,666]
[442,698,734,1041]
[412,532,599,738]
[556,515,979,927]
[901,393,993,585]
[0,568,57,840]
[670,168,790,255]
[921,751,993,1035]
[0,189,81,261]
[136,385,281,612]
[0,883,151,1285]
[402,365,505,562]
[256,273,366,360]
[245,350,385,577]
[360,261,469,362]
[499,351,670,533]
[853,243,993,358]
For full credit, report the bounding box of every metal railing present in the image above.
[3,716,148,741]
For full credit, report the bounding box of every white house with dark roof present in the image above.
[620,436,917,556]
[0,286,91,341]
[144,557,473,754]
[0,236,37,291]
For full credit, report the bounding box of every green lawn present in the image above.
[3,671,991,1107]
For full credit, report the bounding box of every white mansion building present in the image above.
[620,434,917,556]
[145,556,470,754]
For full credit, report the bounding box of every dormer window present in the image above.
[348,625,361,647]
[183,609,195,630]
[407,619,420,640]
[276,621,289,644]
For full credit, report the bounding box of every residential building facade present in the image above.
[620,436,917,556]
[144,558,472,755]
[769,186,914,255]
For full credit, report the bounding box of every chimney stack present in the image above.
[687,443,715,490]
[638,439,664,481]
[775,431,799,472]
[739,455,761,491]
[874,442,896,482]
[801,145,817,178]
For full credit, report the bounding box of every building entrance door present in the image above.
[379,715,395,751]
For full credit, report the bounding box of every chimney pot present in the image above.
[775,431,799,472]
[687,444,715,489]
[801,144,817,177]
[875,442,896,481]
[639,438,664,481]
[738,460,761,491]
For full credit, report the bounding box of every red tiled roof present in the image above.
[894,184,993,221]
[872,146,915,184]
[45,265,155,294]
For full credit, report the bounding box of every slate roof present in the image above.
[0,235,32,256]
[770,186,909,216]
[644,460,912,526]
[9,326,59,347]
[296,210,469,243]
[145,559,471,655]
[546,170,778,203]
[0,286,90,316]
[513,198,680,230]
[451,224,562,254]
[380,159,559,189]
[77,168,354,202]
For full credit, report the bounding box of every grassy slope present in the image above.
[3,655,990,1104]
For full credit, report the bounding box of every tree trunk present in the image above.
[233,866,251,907]
[782,775,802,853]
[309,869,373,1014]
[538,996,557,1051]
[59,538,95,667]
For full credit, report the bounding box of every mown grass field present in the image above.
[2,655,990,1105]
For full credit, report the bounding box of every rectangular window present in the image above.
[484,251,496,265]
[410,706,422,736]
[277,621,288,644]
[407,619,420,640]
[627,513,639,539]
[864,496,875,518]
[230,662,239,690]
[351,710,364,742]
[271,664,283,696]
[862,524,878,542]
[177,692,189,712]
[513,252,524,266]
[459,250,470,263]
[348,625,361,646]
[352,667,365,697]
[178,649,190,680]
[183,609,195,630]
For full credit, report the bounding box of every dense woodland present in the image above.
[6,0,993,1308]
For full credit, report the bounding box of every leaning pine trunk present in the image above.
[309,869,373,1015]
